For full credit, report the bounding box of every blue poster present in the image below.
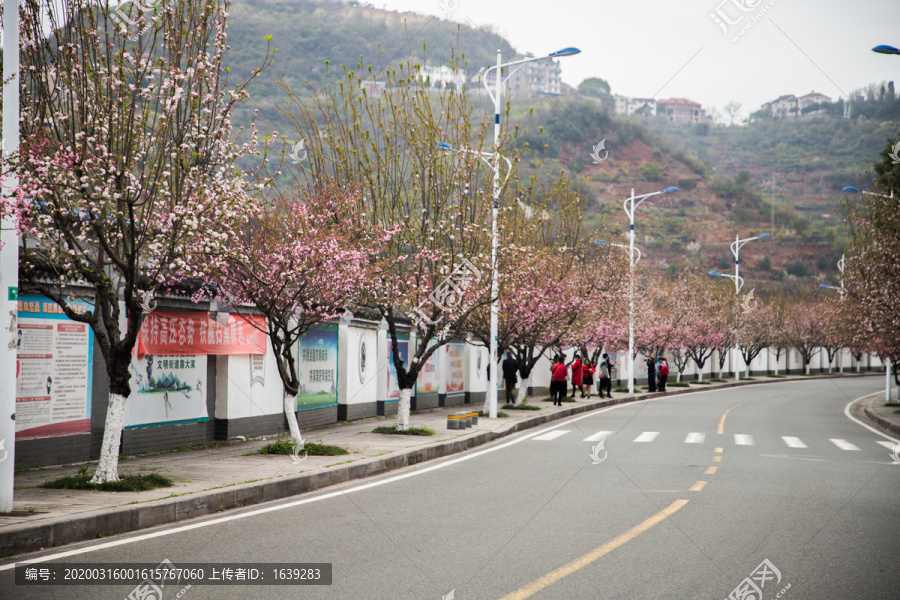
[296,325,339,410]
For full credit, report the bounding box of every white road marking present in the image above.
[533,430,571,441]
[734,434,755,446]
[684,432,706,444]
[583,430,613,442]
[829,438,860,451]
[876,440,896,450]
[634,431,659,443]
[781,436,807,448]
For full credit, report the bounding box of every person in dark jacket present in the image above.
[646,356,657,392]
[502,354,519,404]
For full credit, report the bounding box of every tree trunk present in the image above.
[697,369,703,382]
[91,393,127,483]
[805,362,810,375]
[397,387,412,430]
[676,371,682,383]
[284,391,303,446]
[516,374,533,405]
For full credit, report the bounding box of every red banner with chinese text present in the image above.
[136,310,267,357]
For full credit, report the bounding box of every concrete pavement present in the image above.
[0,371,892,558]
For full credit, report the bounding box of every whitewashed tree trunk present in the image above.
[92,392,127,483]
[284,391,303,446]
[516,374,533,405]
[677,371,682,383]
[774,351,780,376]
[397,388,412,430]
[805,362,810,375]
[697,368,703,382]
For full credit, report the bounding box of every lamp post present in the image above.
[0,0,21,513]
[480,46,580,418]
[843,186,895,401]
[594,240,641,389]
[616,187,678,393]
[709,232,770,381]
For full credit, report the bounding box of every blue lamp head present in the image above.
[872,44,900,55]
[549,47,581,58]
[708,270,720,276]
[842,186,859,192]
[819,284,829,288]
[436,142,453,151]
[758,233,771,238]
[663,187,679,193]
[593,239,609,246]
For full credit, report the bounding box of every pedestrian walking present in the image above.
[599,353,613,398]
[657,356,669,392]
[646,356,657,392]
[550,355,568,406]
[582,359,595,399]
[569,353,583,399]
[502,353,519,405]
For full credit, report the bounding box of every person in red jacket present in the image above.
[581,359,595,399]
[569,354,582,399]
[550,355,568,406]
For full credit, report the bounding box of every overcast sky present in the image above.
[376,0,900,119]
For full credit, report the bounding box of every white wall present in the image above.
[214,337,283,420]
[338,319,379,407]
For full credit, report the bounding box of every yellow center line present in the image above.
[717,403,743,434]
[704,466,718,475]
[689,480,707,491]
[715,447,723,453]
[713,456,722,462]
[499,499,690,600]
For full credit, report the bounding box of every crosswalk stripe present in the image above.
[583,430,613,442]
[876,440,897,450]
[533,430,570,441]
[684,432,705,444]
[781,436,807,449]
[829,438,860,451]
[734,434,754,446]
[634,431,659,443]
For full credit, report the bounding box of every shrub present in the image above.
[258,439,349,456]
[372,425,436,436]
[41,473,173,492]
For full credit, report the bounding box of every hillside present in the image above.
[220,0,898,288]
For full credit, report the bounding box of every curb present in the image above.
[859,393,900,438]
[0,372,881,558]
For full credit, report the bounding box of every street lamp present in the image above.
[842,186,895,199]
[594,239,642,392]
[617,186,678,393]
[480,47,580,418]
[593,239,642,264]
[709,232,770,381]
[872,44,900,55]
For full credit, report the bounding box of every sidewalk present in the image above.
[858,388,900,438]
[0,372,890,558]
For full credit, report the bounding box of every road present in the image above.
[2,377,898,599]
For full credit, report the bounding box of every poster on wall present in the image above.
[417,343,439,395]
[15,295,93,439]
[296,326,339,411]
[446,344,465,393]
[125,352,208,428]
[386,336,409,400]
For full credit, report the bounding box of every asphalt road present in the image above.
[2,377,898,600]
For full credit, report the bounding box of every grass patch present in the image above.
[372,425,436,436]
[691,380,712,385]
[613,387,630,393]
[884,402,900,407]
[667,382,690,387]
[479,411,509,418]
[539,396,576,403]
[40,473,173,492]
[708,378,727,382]
[504,403,542,410]
[766,374,787,378]
[257,439,349,456]
[740,377,755,381]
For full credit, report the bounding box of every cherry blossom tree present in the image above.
[200,183,385,446]
[279,58,495,430]
[736,303,775,378]
[4,1,270,482]
[783,301,826,375]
